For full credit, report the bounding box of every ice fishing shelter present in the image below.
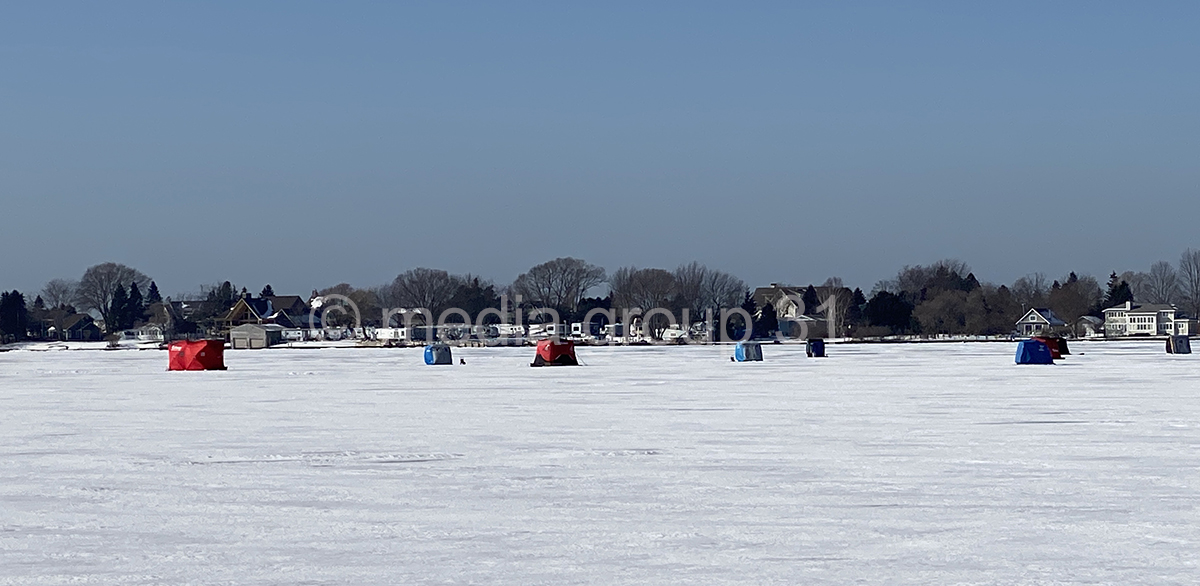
[531,339,578,366]
[1015,339,1054,365]
[1167,335,1192,355]
[168,340,227,371]
[424,343,453,365]
[806,338,826,358]
[734,341,763,362]
[1032,336,1068,359]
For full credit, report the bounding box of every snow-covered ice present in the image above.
[1,341,1198,584]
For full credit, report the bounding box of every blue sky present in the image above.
[2,2,1198,297]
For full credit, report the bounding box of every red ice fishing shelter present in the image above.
[168,340,227,371]
[1032,336,1068,360]
[531,339,578,367]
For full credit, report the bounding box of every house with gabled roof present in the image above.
[1015,308,1066,336]
[57,313,103,341]
[1102,301,1188,337]
[220,294,310,331]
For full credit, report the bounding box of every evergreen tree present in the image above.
[260,284,275,298]
[146,281,163,304]
[801,285,820,315]
[756,301,778,338]
[1109,282,1133,307]
[445,277,501,323]
[127,282,145,326]
[1103,272,1134,307]
[0,290,30,341]
[109,284,129,331]
[574,295,613,330]
[864,290,915,333]
[726,291,756,340]
[846,287,868,326]
[34,295,45,310]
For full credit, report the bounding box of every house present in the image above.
[1075,316,1104,338]
[119,324,165,343]
[56,314,103,341]
[753,284,850,319]
[221,294,311,330]
[1103,301,1189,337]
[230,323,286,349]
[753,284,843,338]
[1015,308,1067,336]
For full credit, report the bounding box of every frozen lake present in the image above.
[2,341,1198,584]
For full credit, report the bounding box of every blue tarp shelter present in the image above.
[1167,335,1192,355]
[424,344,453,365]
[1015,339,1054,365]
[734,341,763,362]
[806,339,826,358]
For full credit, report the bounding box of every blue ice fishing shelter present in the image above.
[1015,339,1053,365]
[806,338,826,358]
[734,341,763,362]
[424,343,453,365]
[1167,335,1191,355]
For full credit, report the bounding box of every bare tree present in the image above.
[1179,249,1200,317]
[701,270,746,313]
[610,266,678,338]
[386,268,462,321]
[1145,261,1180,305]
[76,263,150,331]
[511,257,606,315]
[1119,271,1150,303]
[610,267,675,310]
[41,279,79,309]
[817,278,852,337]
[672,262,708,317]
[1048,273,1102,323]
[1011,273,1048,310]
[670,262,745,322]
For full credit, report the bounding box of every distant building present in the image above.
[119,324,165,343]
[1015,308,1066,336]
[221,294,310,330]
[1103,301,1189,337]
[1075,316,1104,338]
[55,314,102,341]
[230,323,286,349]
[752,284,841,338]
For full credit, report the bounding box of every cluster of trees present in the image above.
[0,262,166,341]
[847,249,1200,337]
[0,290,30,342]
[312,259,746,335]
[1,263,165,340]
[5,249,1200,343]
[1106,250,1200,316]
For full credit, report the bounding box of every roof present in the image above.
[1104,302,1176,314]
[231,323,287,332]
[752,285,851,315]
[265,295,308,314]
[1021,308,1066,326]
[1077,316,1104,324]
[60,314,97,330]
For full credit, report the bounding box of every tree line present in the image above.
[3,249,1200,342]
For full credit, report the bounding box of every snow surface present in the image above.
[1,341,1198,584]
